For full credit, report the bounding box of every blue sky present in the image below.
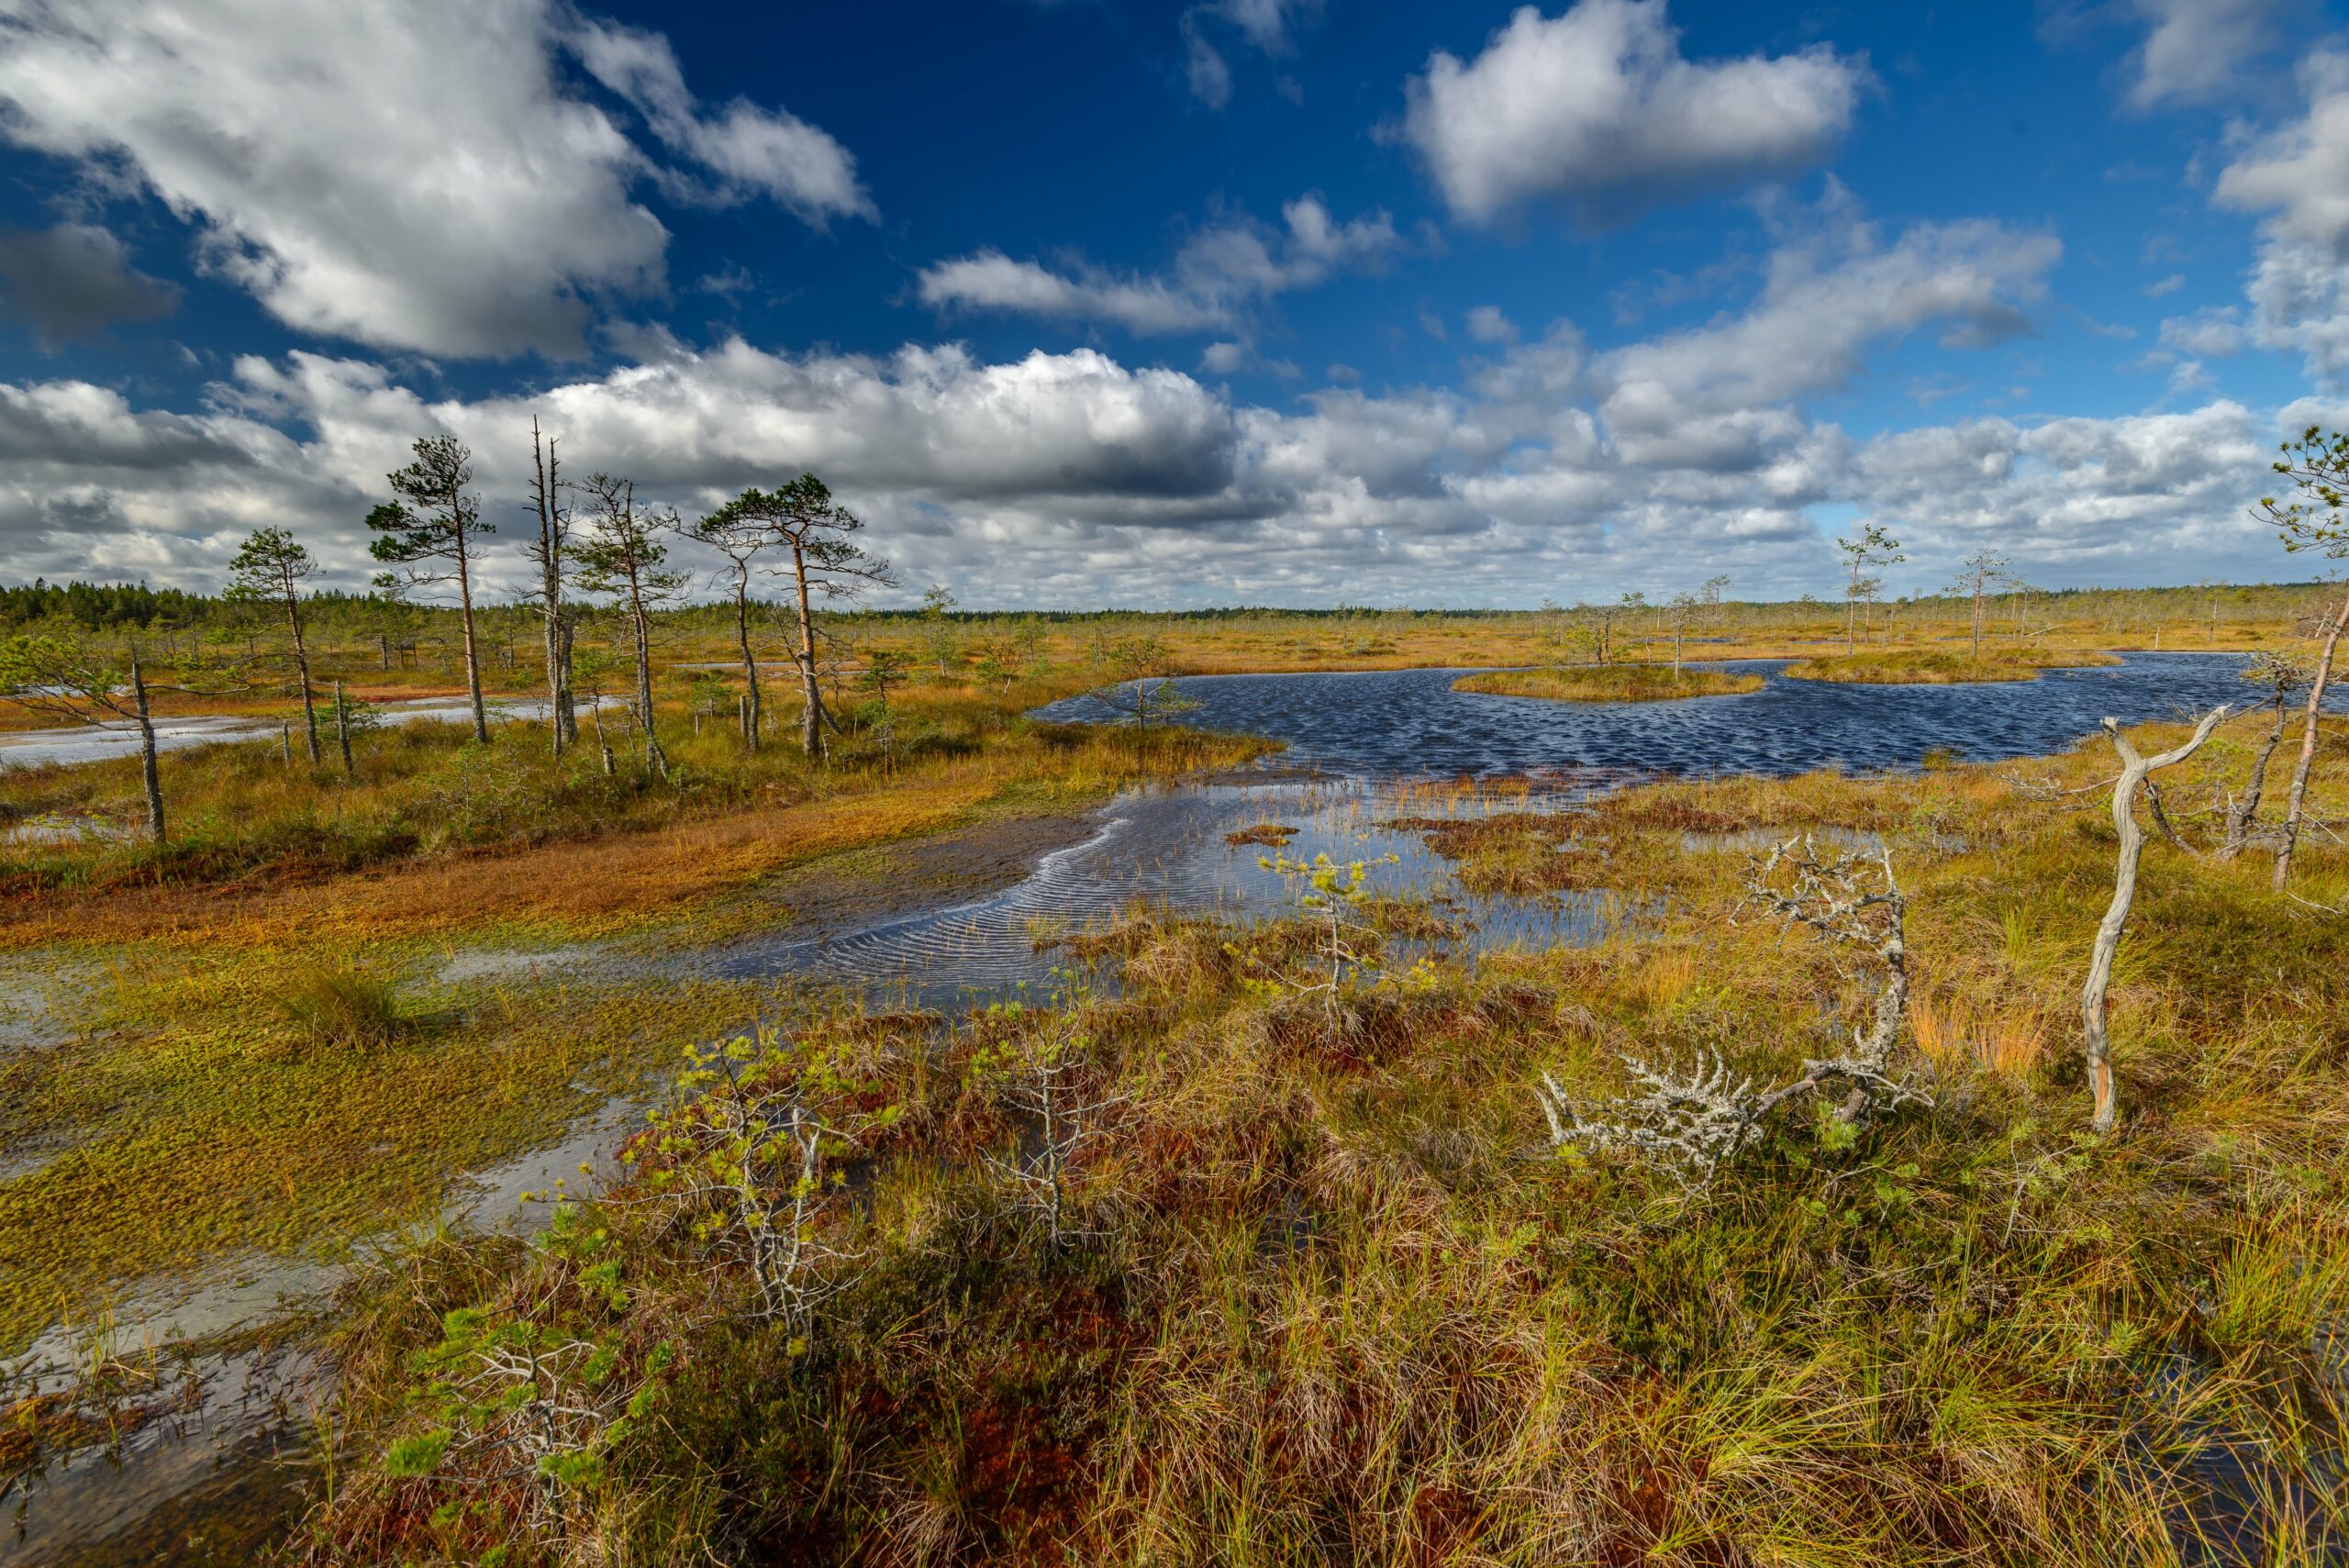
[0,0,2341,607]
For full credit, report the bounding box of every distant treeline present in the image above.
[0,577,394,630]
[2,575,2340,633]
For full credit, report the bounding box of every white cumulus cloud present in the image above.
[2122,0,2304,109]
[0,0,866,358]
[917,195,1402,335]
[1399,0,1867,226]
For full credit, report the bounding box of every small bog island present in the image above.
[1780,649,2126,684]
[1453,662,1767,702]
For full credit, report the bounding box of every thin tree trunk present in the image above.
[334,680,353,777]
[131,657,164,843]
[626,569,665,779]
[2083,707,2228,1133]
[557,619,578,744]
[454,521,486,743]
[792,544,825,760]
[2220,699,2288,860]
[2271,584,2349,890]
[532,418,567,759]
[284,577,318,764]
[734,573,761,751]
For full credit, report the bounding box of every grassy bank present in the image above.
[1454,662,1767,702]
[1782,649,2126,684]
[280,717,2349,1567]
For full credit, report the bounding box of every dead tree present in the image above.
[2080,706,2229,1135]
[2220,652,2311,860]
[1536,835,1925,1184]
[2252,428,2349,889]
[520,417,576,756]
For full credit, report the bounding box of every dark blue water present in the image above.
[1032,654,2307,778]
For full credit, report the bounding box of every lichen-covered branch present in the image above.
[1538,834,1926,1184]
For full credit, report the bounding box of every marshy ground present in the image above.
[2,607,2345,1565]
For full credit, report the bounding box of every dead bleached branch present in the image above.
[1538,834,1927,1184]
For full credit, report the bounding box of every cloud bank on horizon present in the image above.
[0,0,2338,608]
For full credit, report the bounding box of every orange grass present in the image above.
[0,777,996,945]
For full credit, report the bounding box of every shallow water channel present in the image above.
[0,695,593,770]
[4,651,2334,1562]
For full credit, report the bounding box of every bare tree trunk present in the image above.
[2272,584,2349,890]
[733,574,761,751]
[2083,707,2228,1134]
[2143,779,2198,858]
[557,619,578,744]
[628,583,665,779]
[284,580,319,764]
[334,680,353,777]
[791,545,825,760]
[2220,700,2287,860]
[532,419,567,760]
[131,657,164,843]
[453,522,487,743]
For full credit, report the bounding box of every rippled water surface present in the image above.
[1033,653,2313,777]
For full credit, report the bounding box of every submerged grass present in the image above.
[273,712,2349,1567]
[1453,662,1768,703]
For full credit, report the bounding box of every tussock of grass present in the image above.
[1453,662,1766,702]
[1782,649,2125,684]
[273,962,408,1051]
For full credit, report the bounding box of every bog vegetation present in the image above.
[2,429,2348,1565]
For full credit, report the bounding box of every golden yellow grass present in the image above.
[1910,994,2051,1079]
[1782,650,2125,684]
[1454,663,1766,702]
[0,777,996,945]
